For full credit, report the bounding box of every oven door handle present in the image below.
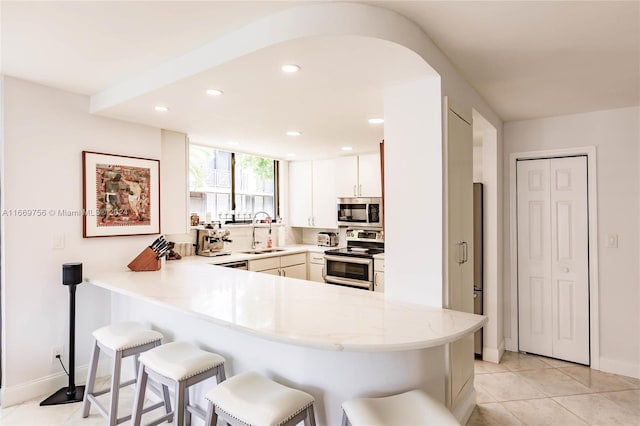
[324,255,373,265]
[324,276,372,289]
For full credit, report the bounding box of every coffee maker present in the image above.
[196,225,232,257]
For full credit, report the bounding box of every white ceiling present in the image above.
[2,1,638,158]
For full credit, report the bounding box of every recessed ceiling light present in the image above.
[281,64,300,73]
[154,105,169,112]
[286,131,301,137]
[286,153,296,157]
[341,146,353,151]
[226,141,239,146]
[206,89,223,96]
[368,118,384,124]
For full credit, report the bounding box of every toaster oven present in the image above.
[317,232,338,247]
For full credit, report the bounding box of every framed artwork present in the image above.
[82,151,160,237]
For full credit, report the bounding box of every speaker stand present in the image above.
[40,282,85,405]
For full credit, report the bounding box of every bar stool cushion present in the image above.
[139,341,225,381]
[342,390,459,426]
[92,321,163,351]
[205,371,314,426]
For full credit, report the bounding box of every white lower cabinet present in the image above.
[307,252,326,283]
[281,263,306,279]
[374,258,385,292]
[248,253,307,279]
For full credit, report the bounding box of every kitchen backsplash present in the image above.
[163,225,347,256]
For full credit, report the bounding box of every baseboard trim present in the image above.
[599,356,640,379]
[452,384,476,425]
[1,360,111,408]
[483,339,505,363]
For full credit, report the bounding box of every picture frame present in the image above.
[82,151,160,237]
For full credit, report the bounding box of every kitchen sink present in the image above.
[239,248,286,255]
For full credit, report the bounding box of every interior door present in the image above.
[517,156,589,364]
[517,159,553,357]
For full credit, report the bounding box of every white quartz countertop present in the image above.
[88,251,486,352]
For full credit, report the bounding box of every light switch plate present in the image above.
[606,234,618,248]
[52,233,65,250]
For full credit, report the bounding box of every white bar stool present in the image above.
[82,321,170,426]
[131,341,226,426]
[205,371,316,426]
[341,390,460,426]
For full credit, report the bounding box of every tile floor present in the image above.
[467,351,640,426]
[0,351,638,425]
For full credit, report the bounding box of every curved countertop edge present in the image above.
[88,249,487,353]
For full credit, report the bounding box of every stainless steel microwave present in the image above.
[337,197,382,227]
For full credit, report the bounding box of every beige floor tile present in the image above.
[500,351,554,372]
[601,389,640,417]
[554,393,640,426]
[475,372,547,401]
[535,356,581,368]
[466,402,524,426]
[559,366,637,392]
[475,359,510,374]
[0,398,79,425]
[620,374,640,389]
[475,382,497,403]
[516,368,593,397]
[501,398,588,425]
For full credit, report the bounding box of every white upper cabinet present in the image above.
[312,159,338,228]
[288,161,313,227]
[335,156,359,197]
[335,154,382,198]
[288,159,337,228]
[358,153,382,197]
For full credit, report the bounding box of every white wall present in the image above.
[160,130,188,234]
[0,77,162,405]
[503,106,640,377]
[384,78,443,306]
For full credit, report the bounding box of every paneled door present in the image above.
[517,156,589,365]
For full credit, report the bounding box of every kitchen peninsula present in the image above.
[89,254,486,424]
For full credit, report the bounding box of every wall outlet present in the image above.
[51,346,63,362]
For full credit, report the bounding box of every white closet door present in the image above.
[550,156,589,364]
[517,156,589,364]
[517,159,553,357]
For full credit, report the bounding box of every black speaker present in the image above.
[62,262,83,286]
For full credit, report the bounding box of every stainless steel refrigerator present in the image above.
[473,183,484,358]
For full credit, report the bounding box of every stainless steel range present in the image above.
[323,229,384,290]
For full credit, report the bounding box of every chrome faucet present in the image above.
[252,211,272,249]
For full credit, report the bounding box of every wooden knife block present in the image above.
[127,247,161,271]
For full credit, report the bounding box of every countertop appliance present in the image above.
[196,227,232,257]
[474,183,484,358]
[323,228,384,290]
[317,231,338,247]
[337,197,382,228]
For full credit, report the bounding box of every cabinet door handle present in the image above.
[353,185,357,196]
[359,184,362,196]
[463,241,468,264]
[282,269,286,277]
[457,241,464,264]
[374,272,378,287]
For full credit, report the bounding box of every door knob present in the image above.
[563,267,570,273]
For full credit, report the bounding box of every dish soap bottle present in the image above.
[266,229,273,248]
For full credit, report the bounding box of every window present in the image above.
[189,144,277,224]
